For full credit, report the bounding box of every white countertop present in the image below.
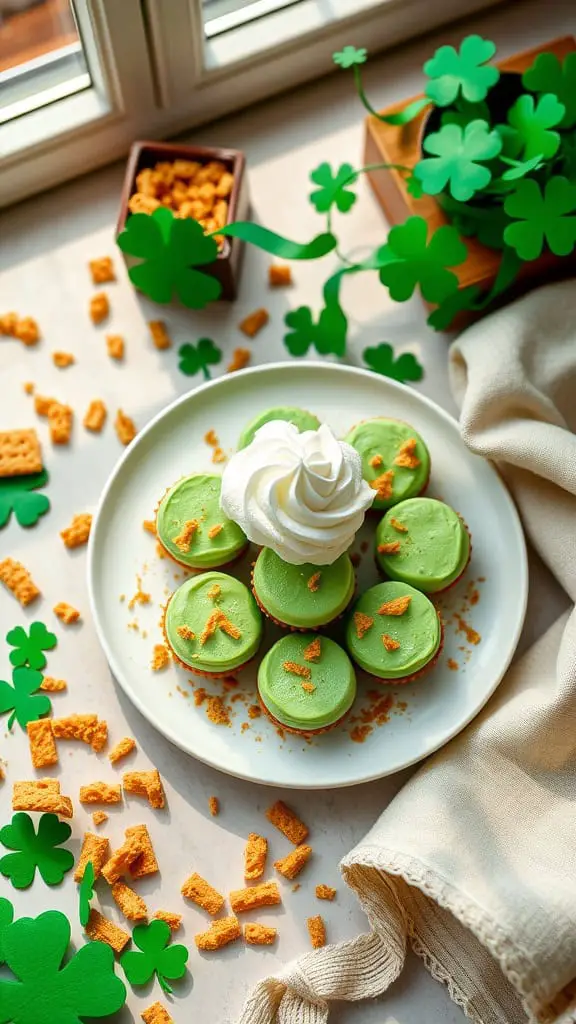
[0,2,572,1022]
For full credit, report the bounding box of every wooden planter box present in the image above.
[117,140,250,301]
[364,36,576,323]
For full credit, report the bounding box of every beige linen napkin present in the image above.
[239,280,576,1024]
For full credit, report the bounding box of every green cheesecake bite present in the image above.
[164,572,263,675]
[258,633,357,734]
[344,418,430,511]
[238,406,321,449]
[156,473,247,569]
[376,497,470,593]
[346,581,441,683]
[252,548,355,629]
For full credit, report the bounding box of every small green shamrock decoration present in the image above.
[506,93,565,161]
[424,34,499,106]
[0,909,126,1024]
[78,860,95,927]
[0,469,50,529]
[363,343,424,383]
[427,284,482,330]
[415,120,502,202]
[178,338,223,379]
[332,45,367,69]
[0,897,14,964]
[0,813,74,890]
[284,302,347,358]
[120,919,188,994]
[377,216,467,304]
[0,666,50,730]
[7,621,57,671]
[503,175,576,260]
[309,162,357,214]
[523,52,576,129]
[405,174,424,198]
[441,99,490,129]
[117,207,222,308]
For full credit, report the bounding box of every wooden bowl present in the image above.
[116,139,250,301]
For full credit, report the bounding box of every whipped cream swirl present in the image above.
[221,420,373,565]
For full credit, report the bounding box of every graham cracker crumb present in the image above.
[274,844,312,881]
[307,914,326,949]
[153,911,182,932]
[109,736,136,764]
[141,1003,174,1024]
[282,661,311,679]
[218,613,241,639]
[13,779,73,818]
[152,644,170,670]
[128,576,151,610]
[85,909,130,953]
[390,517,408,533]
[207,583,221,601]
[127,824,159,879]
[227,347,251,373]
[206,695,230,726]
[106,335,124,360]
[208,796,219,817]
[394,437,420,469]
[112,880,148,921]
[53,602,80,624]
[0,558,40,606]
[239,308,268,338]
[27,719,58,769]
[34,393,56,417]
[173,519,199,552]
[315,884,336,901]
[102,833,143,884]
[123,769,165,809]
[176,625,195,640]
[212,447,227,464]
[301,681,316,693]
[370,469,394,500]
[23,381,35,395]
[52,713,98,744]
[268,264,292,287]
[247,704,261,719]
[80,781,122,804]
[60,513,92,549]
[143,519,156,535]
[207,523,223,539]
[14,317,40,346]
[40,676,67,691]
[181,872,224,915]
[353,612,374,639]
[89,292,109,325]
[91,720,108,753]
[52,351,75,368]
[149,321,171,350]
[307,571,321,592]
[83,399,107,432]
[229,881,281,914]
[377,541,401,555]
[115,409,137,445]
[92,810,109,826]
[48,402,73,445]
[195,916,240,951]
[378,595,411,616]
[369,454,383,469]
[303,637,321,662]
[244,922,277,945]
[204,429,218,447]
[89,257,115,284]
[265,800,308,845]
[75,832,111,881]
[0,312,18,335]
[382,634,400,652]
[0,429,42,477]
[244,833,268,881]
[448,658,459,671]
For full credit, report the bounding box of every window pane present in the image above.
[203,0,303,38]
[0,0,90,124]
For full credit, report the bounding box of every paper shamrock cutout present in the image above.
[0,897,14,964]
[415,120,502,202]
[424,35,499,106]
[0,909,126,1024]
[523,52,576,129]
[0,469,50,529]
[178,338,223,379]
[500,153,545,181]
[284,303,347,358]
[79,860,95,927]
[405,174,424,198]
[506,93,565,161]
[7,621,57,671]
[377,217,467,303]
[332,45,367,69]
[363,343,424,383]
[120,919,188,994]
[441,99,490,129]
[0,666,50,730]
[0,813,74,890]
[309,162,357,214]
[503,176,576,260]
[427,284,482,330]
[447,199,510,250]
[117,207,222,308]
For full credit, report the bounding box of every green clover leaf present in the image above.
[332,45,367,69]
[363,343,423,383]
[499,153,545,181]
[0,897,14,965]
[284,300,347,358]
[0,813,74,890]
[0,666,50,731]
[424,34,499,106]
[562,134,576,182]
[503,175,576,260]
[505,93,565,161]
[120,919,188,994]
[415,120,502,201]
[440,99,490,129]
[7,621,57,671]
[523,52,576,129]
[427,284,482,330]
[309,163,357,214]
[78,860,95,927]
[0,909,126,1024]
[0,469,50,529]
[117,207,222,308]
[178,338,223,379]
[377,216,467,303]
[405,174,424,198]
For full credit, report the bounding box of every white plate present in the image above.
[88,362,527,789]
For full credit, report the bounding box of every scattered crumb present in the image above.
[34,393,56,417]
[212,447,227,464]
[83,399,107,432]
[208,795,219,817]
[13,778,73,817]
[91,720,108,752]
[127,823,159,879]
[153,910,182,932]
[141,1002,174,1024]
[371,469,394,501]
[112,880,148,921]
[48,402,73,444]
[369,454,383,469]
[350,724,372,743]
[102,833,143,884]
[394,437,420,469]
[378,595,411,616]
[390,517,408,533]
[90,292,109,325]
[152,644,170,670]
[292,883,300,893]
[181,872,224,915]
[60,512,92,549]
[27,719,58,769]
[92,810,109,826]
[143,519,156,535]
[377,541,401,555]
[106,334,124,360]
[79,781,122,804]
[52,713,103,748]
[247,704,261,719]
[195,916,241,951]
[40,676,67,692]
[229,881,281,913]
[274,844,312,880]
[307,571,321,593]
[115,409,137,445]
[128,576,151,610]
[86,909,130,953]
[315,884,336,901]
[382,634,400,652]
[53,602,80,624]
[239,308,268,338]
[265,800,308,845]
[205,695,231,726]
[244,923,277,945]
[149,321,171,350]
[244,833,267,881]
[109,736,137,764]
[123,769,165,809]
[89,256,115,284]
[23,381,35,395]
[353,612,373,639]
[307,914,326,949]
[350,552,361,568]
[14,317,40,346]
[454,615,481,645]
[74,832,111,881]
[204,429,218,446]
[303,637,321,662]
[227,347,251,373]
[268,264,292,287]
[207,523,223,539]
[448,658,459,671]
[173,519,198,553]
[0,558,40,606]
[52,351,75,368]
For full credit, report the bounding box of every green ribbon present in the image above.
[353,66,430,125]
[212,223,337,259]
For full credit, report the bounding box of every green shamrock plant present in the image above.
[440,99,490,129]
[427,284,482,330]
[309,162,357,213]
[0,469,50,529]
[120,919,188,994]
[0,897,14,964]
[178,338,223,379]
[415,120,502,201]
[0,909,126,1024]
[505,93,565,161]
[503,175,576,260]
[424,34,499,106]
[0,813,74,890]
[377,216,467,304]
[7,621,57,671]
[523,52,576,129]
[78,860,95,927]
[117,207,222,308]
[0,666,50,730]
[333,46,366,69]
[363,343,423,383]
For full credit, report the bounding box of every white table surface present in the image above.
[0,2,572,1022]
